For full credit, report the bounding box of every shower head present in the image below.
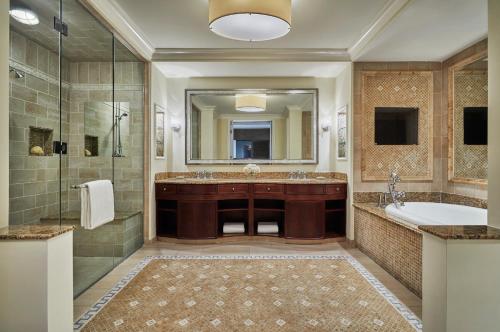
[116,111,129,121]
[9,67,24,79]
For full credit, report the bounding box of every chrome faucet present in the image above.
[195,170,213,179]
[289,170,307,180]
[387,171,406,208]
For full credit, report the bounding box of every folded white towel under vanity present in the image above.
[257,222,279,234]
[223,222,245,234]
[80,180,115,230]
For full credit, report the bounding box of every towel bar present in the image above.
[71,184,88,189]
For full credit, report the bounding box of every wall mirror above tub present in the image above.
[185,89,318,164]
[448,52,488,184]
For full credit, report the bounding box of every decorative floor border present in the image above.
[74,255,423,331]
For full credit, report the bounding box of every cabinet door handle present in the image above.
[163,187,167,191]
[267,187,271,191]
[232,187,235,192]
[336,187,340,192]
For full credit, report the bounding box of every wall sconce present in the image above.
[321,120,332,132]
[171,120,182,132]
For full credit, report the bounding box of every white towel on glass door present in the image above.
[80,180,115,230]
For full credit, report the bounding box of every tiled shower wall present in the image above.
[9,30,70,225]
[9,29,145,225]
[67,61,144,213]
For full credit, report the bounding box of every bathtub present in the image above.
[385,202,487,226]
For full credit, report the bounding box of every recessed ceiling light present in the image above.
[236,94,267,113]
[10,4,39,26]
[209,0,291,42]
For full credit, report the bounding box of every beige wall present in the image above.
[334,63,354,239]
[165,77,337,172]
[489,0,500,227]
[1,0,9,227]
[149,63,168,239]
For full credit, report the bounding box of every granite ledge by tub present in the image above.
[352,203,421,232]
[0,224,75,240]
[419,225,500,240]
[156,178,347,185]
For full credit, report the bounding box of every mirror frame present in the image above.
[447,49,488,185]
[185,89,319,165]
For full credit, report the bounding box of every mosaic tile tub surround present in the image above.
[74,255,422,331]
[354,205,423,297]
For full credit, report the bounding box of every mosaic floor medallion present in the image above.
[74,255,422,331]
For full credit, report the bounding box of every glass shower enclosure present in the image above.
[8,0,145,297]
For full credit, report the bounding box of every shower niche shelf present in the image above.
[84,135,99,157]
[29,126,53,156]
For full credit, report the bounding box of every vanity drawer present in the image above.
[177,184,217,195]
[254,184,284,194]
[325,184,346,195]
[218,184,249,194]
[156,184,176,196]
[286,184,325,195]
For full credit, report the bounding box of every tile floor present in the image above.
[73,241,422,321]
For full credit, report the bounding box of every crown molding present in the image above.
[348,0,413,61]
[152,48,350,62]
[81,0,155,61]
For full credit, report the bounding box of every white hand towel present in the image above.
[257,222,279,234]
[81,180,115,230]
[223,222,245,234]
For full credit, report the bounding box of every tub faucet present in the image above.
[388,171,406,208]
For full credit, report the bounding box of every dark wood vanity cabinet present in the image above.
[285,200,325,239]
[177,200,217,239]
[155,182,347,241]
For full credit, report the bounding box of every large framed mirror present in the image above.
[185,89,318,164]
[448,50,488,184]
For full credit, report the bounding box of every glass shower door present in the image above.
[60,0,116,297]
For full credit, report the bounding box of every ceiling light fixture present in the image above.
[236,94,267,113]
[209,0,291,42]
[9,3,39,25]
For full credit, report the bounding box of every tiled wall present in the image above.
[453,70,488,179]
[9,30,70,225]
[361,71,434,181]
[67,61,145,213]
[353,49,488,201]
[353,62,443,193]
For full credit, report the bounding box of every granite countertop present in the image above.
[156,178,347,185]
[419,225,500,240]
[0,224,75,241]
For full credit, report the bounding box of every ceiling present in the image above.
[192,93,314,116]
[113,0,389,49]
[156,62,348,78]
[357,0,488,61]
[11,0,140,62]
[106,0,487,63]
